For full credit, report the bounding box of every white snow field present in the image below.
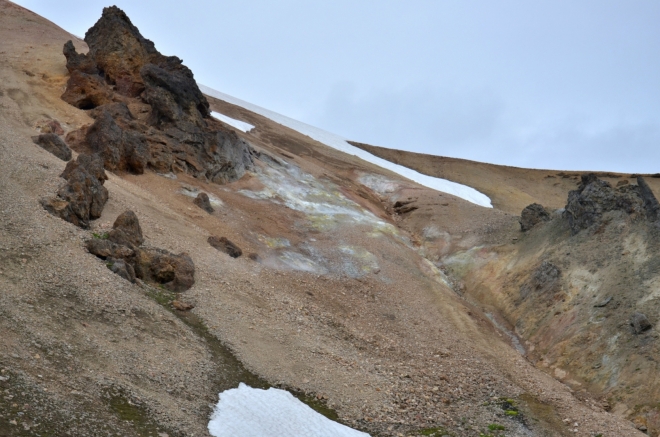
[208,383,370,437]
[200,84,492,208]
[210,111,255,132]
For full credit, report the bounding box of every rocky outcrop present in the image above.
[564,174,651,234]
[519,203,550,231]
[87,210,195,291]
[32,133,72,161]
[520,261,561,300]
[41,154,108,228]
[60,6,252,183]
[208,236,242,258]
[193,192,214,213]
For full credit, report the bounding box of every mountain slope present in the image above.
[0,2,646,436]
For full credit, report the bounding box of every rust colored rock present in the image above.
[108,210,144,248]
[208,236,242,258]
[132,248,195,292]
[40,120,65,135]
[172,300,194,311]
[519,203,551,232]
[193,192,214,213]
[61,70,113,110]
[32,133,72,161]
[41,154,108,228]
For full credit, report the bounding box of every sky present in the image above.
[12,0,660,173]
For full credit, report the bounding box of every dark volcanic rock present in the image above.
[193,192,214,213]
[520,261,561,300]
[108,210,144,248]
[208,236,242,258]
[86,110,148,174]
[132,248,195,292]
[564,173,646,234]
[107,257,136,283]
[631,312,652,334]
[32,133,72,161]
[519,203,550,231]
[60,6,253,184]
[637,177,660,222]
[41,154,108,228]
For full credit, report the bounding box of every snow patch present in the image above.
[200,85,492,208]
[210,111,255,133]
[208,383,370,437]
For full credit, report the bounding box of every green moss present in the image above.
[105,388,166,437]
[488,423,506,431]
[92,232,109,239]
[505,410,519,416]
[415,427,452,436]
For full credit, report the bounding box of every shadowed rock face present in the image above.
[32,133,72,161]
[61,6,252,184]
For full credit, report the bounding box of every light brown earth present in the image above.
[0,1,648,437]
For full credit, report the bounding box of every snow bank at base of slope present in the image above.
[199,85,492,208]
[208,383,370,437]
[210,111,255,132]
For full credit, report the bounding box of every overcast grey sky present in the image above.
[13,0,660,173]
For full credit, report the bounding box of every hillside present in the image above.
[0,2,651,437]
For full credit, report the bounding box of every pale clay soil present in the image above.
[0,1,645,436]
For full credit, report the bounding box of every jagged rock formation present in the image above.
[32,133,72,161]
[87,210,195,291]
[193,192,214,213]
[208,236,242,258]
[519,203,550,231]
[564,173,659,234]
[41,154,108,228]
[61,6,253,183]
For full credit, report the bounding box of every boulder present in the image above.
[519,203,550,231]
[41,154,108,228]
[107,257,136,283]
[108,210,144,248]
[193,192,214,213]
[208,236,242,258]
[564,174,646,234]
[631,312,652,334]
[132,248,195,292]
[636,177,660,222]
[86,238,134,259]
[32,133,72,161]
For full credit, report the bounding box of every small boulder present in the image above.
[172,300,194,311]
[41,154,108,228]
[208,236,242,258]
[193,192,214,213]
[107,257,136,283]
[108,210,144,248]
[86,238,134,259]
[132,248,195,292]
[32,133,72,161]
[631,312,652,334]
[520,203,550,232]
